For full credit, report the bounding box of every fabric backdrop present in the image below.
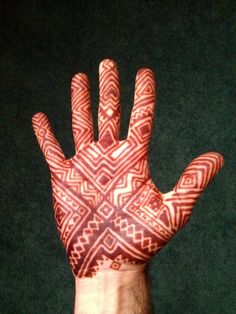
[1,1,235,313]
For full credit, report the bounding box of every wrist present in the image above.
[74,264,151,314]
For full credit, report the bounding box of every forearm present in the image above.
[74,265,151,314]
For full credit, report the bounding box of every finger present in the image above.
[71,73,94,151]
[98,59,120,145]
[174,152,224,195]
[32,112,66,169]
[164,152,224,231]
[127,68,156,149]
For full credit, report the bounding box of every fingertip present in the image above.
[136,68,155,79]
[32,111,66,165]
[135,68,156,92]
[211,151,224,166]
[32,112,52,134]
[200,151,225,172]
[99,58,118,73]
[32,111,44,121]
[71,73,89,92]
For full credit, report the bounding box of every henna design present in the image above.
[71,72,93,150]
[32,59,224,278]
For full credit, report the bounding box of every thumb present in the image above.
[174,152,224,195]
[163,152,224,231]
[32,112,66,169]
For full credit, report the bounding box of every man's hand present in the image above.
[32,59,224,279]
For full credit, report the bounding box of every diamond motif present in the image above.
[99,174,110,185]
[110,261,121,270]
[98,201,114,219]
[104,233,116,249]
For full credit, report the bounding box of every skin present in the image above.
[32,59,224,313]
[74,265,150,314]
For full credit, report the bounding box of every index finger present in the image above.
[127,68,156,149]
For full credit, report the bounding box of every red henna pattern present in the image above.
[32,59,224,278]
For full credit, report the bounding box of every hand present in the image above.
[32,59,224,279]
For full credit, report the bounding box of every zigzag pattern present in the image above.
[98,59,120,143]
[32,59,224,278]
[164,152,224,231]
[71,73,93,150]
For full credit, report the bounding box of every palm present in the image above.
[32,59,224,278]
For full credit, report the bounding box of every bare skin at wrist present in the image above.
[74,264,151,314]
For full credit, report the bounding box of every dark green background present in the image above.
[1,1,235,313]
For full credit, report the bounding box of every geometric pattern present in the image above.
[32,59,224,278]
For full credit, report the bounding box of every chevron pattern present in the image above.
[32,59,224,278]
